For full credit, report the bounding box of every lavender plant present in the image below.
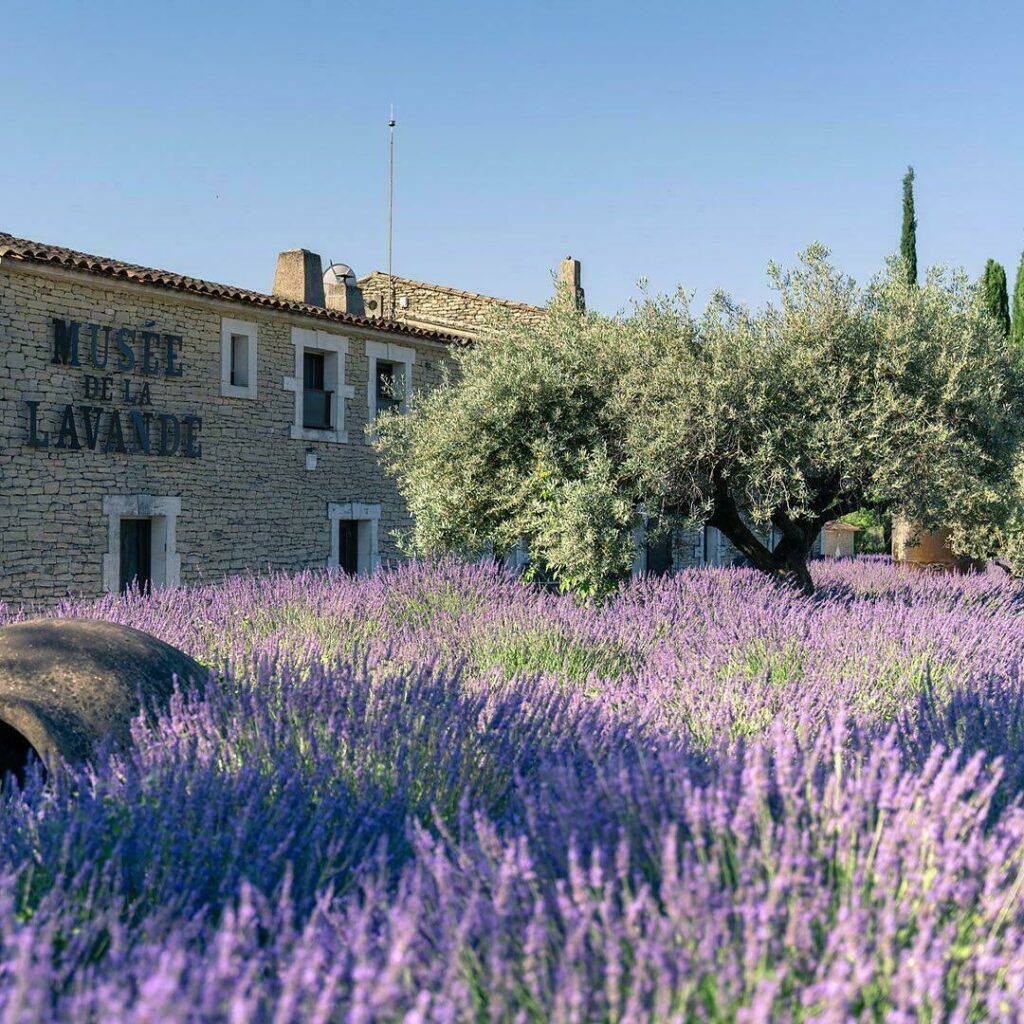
[2,558,1024,1021]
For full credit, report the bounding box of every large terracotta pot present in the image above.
[0,619,206,783]
[891,521,983,573]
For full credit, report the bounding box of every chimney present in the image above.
[272,248,325,306]
[325,281,365,315]
[558,256,585,312]
[323,263,366,316]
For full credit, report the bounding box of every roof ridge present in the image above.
[0,232,462,345]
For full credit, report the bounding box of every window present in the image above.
[366,341,414,422]
[230,334,249,388]
[327,502,381,574]
[303,351,332,429]
[286,329,354,444]
[375,360,405,417]
[220,318,257,399]
[103,495,181,594]
[304,351,325,390]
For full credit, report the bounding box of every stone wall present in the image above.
[0,262,448,605]
[664,524,823,573]
[673,526,709,569]
[358,272,548,338]
[655,525,743,572]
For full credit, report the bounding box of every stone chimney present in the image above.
[325,280,365,316]
[272,248,325,306]
[558,256,585,312]
[323,263,366,316]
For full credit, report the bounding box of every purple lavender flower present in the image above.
[1,557,1023,1021]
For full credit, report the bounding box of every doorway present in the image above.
[119,518,153,593]
[327,501,381,576]
[645,529,674,575]
[643,518,674,576]
[337,519,359,574]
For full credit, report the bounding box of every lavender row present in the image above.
[2,558,1023,1020]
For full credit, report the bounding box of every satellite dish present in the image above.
[324,263,357,287]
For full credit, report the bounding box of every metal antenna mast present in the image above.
[387,105,396,318]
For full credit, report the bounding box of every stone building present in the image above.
[0,234,828,605]
[357,269,553,339]
[823,520,858,558]
[0,234,461,605]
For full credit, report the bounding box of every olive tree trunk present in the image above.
[707,504,815,595]
[702,479,859,596]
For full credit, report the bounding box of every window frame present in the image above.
[366,340,414,423]
[326,502,382,574]
[220,317,258,399]
[102,495,181,594]
[285,329,355,444]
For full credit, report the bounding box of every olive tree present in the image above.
[375,247,1024,595]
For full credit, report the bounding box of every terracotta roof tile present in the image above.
[0,233,461,345]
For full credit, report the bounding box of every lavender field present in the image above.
[2,558,1024,1022]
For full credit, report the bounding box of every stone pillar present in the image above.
[558,256,585,312]
[272,249,325,307]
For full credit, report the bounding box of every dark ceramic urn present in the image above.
[0,618,205,781]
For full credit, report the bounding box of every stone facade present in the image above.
[0,254,449,605]
[636,523,744,573]
[358,271,548,339]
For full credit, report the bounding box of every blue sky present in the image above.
[2,1,1023,314]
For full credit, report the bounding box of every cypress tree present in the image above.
[981,259,1011,335]
[900,166,918,286]
[888,164,919,555]
[1013,251,1024,349]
